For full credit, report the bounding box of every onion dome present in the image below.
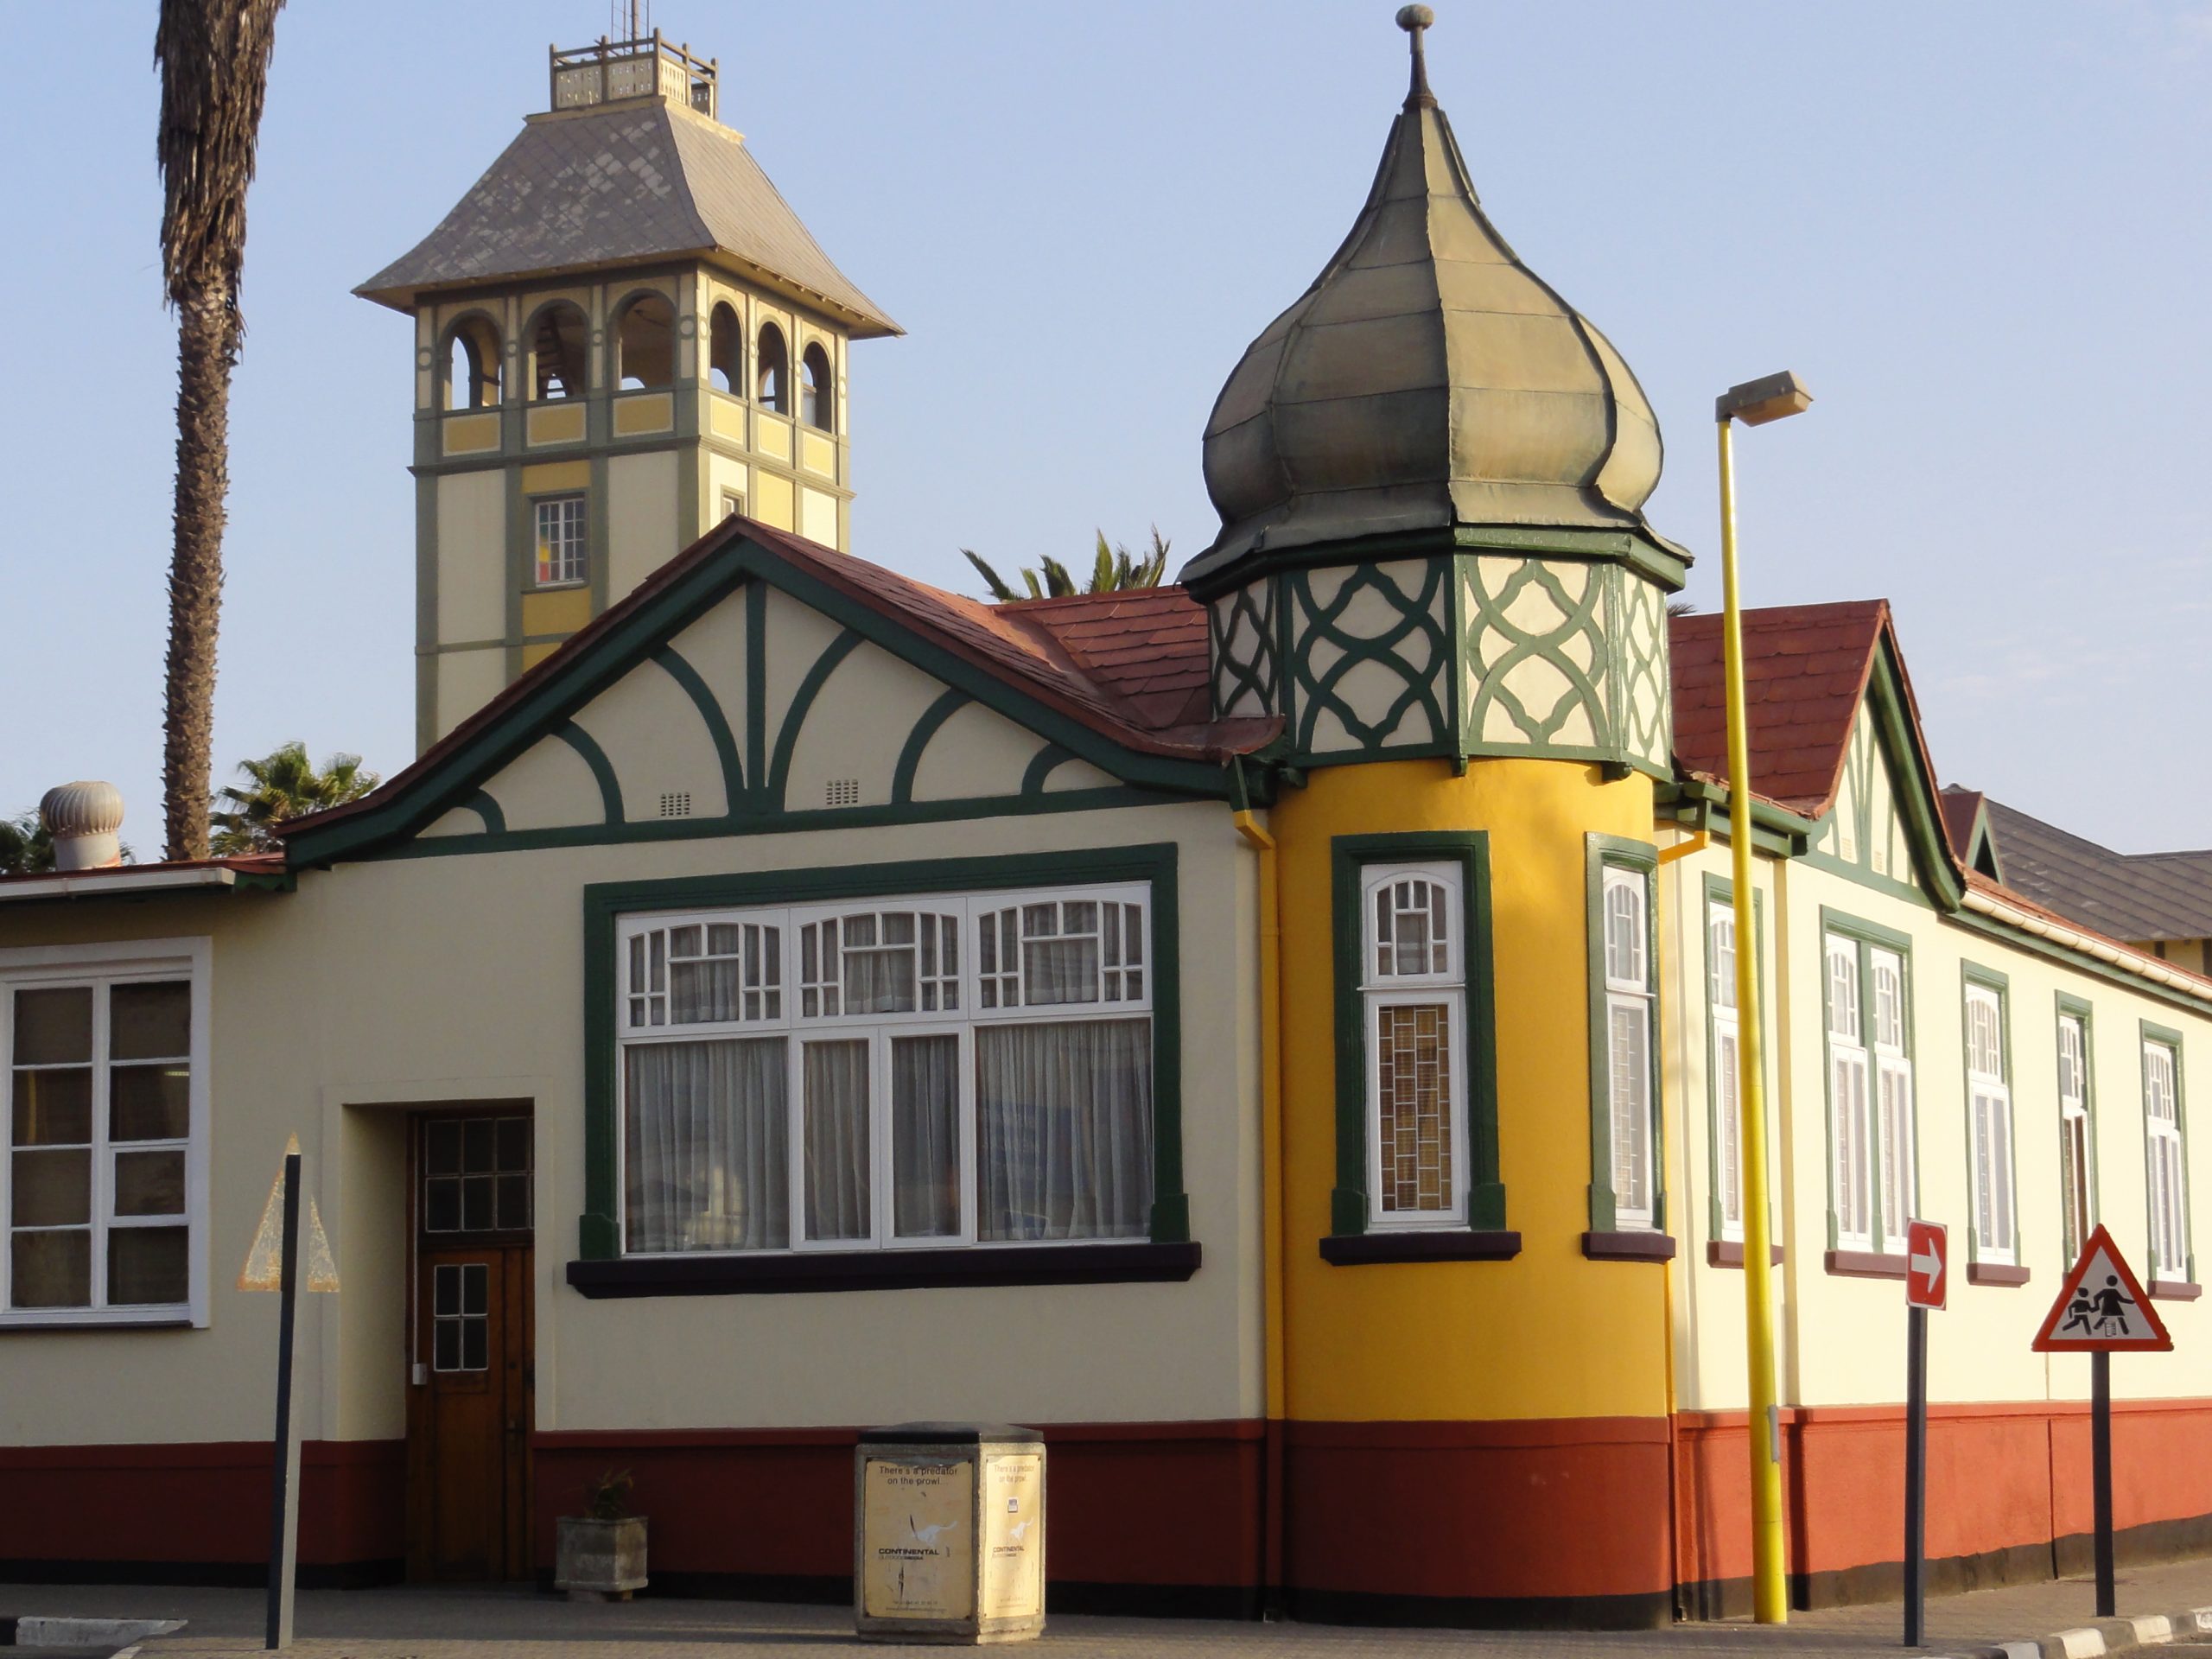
[1185,7,1665,586]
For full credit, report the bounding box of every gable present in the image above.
[1800,648,1961,908]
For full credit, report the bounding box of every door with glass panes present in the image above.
[407,1110,533,1582]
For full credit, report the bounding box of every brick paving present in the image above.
[3,1556,2209,1658]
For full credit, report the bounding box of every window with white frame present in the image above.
[2058,1010,2093,1264]
[1361,864,1465,1229]
[1709,900,1744,1242]
[616,886,1152,1254]
[534,494,588,587]
[3,943,207,1324]
[1965,982,2015,1262]
[1822,931,1916,1254]
[2145,1036,2187,1281]
[1602,865,1656,1230]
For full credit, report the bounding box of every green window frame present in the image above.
[1702,874,1773,1247]
[1329,832,1501,1237]
[1587,836,1662,1234]
[2141,1021,2192,1287]
[1819,909,1916,1256]
[1961,964,2019,1266]
[577,843,1188,1261]
[2056,993,2098,1268]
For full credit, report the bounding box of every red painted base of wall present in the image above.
[0,1440,404,1582]
[10,1402,2212,1625]
[1675,1399,2212,1613]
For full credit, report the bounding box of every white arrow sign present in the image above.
[1910,1241,1942,1293]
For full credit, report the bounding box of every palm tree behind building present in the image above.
[155,0,285,861]
[209,741,378,855]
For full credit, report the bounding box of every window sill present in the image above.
[1320,1230,1521,1266]
[1967,1262,2031,1287]
[1707,1241,1783,1269]
[1825,1249,1907,1280]
[2151,1279,2202,1302]
[565,1240,1199,1298]
[0,1315,194,1334]
[1583,1230,1676,1262]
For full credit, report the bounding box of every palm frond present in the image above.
[961,549,1019,603]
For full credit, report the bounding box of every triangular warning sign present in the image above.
[237,1135,341,1294]
[2033,1224,2170,1352]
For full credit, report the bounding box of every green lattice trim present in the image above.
[1288,562,1450,753]
[1210,579,1280,719]
[1461,557,1612,749]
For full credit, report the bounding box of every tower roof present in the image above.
[1184,10,1664,587]
[357,96,900,337]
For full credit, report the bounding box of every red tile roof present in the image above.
[1669,601,1890,816]
[994,588,1213,732]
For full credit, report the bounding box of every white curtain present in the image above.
[624,1039,787,1250]
[976,1019,1150,1241]
[893,1035,960,1237]
[804,1039,871,1241]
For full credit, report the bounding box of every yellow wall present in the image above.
[1274,757,1670,1424]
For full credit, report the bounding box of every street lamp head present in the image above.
[1716,370,1812,427]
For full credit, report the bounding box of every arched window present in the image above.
[756,322,790,414]
[527,302,588,401]
[443,315,501,410]
[800,343,833,431]
[708,302,742,394]
[615,292,675,391]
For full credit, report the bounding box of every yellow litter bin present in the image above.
[855,1423,1045,1643]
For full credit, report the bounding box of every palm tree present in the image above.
[0,813,53,877]
[963,529,1172,602]
[155,0,286,861]
[209,741,378,855]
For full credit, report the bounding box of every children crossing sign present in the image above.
[2032,1224,2171,1353]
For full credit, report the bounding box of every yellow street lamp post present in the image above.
[1714,370,1812,1625]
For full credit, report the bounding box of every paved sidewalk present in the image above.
[3,1555,2209,1657]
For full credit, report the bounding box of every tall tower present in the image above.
[359,31,900,750]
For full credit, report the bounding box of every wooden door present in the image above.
[408,1112,534,1582]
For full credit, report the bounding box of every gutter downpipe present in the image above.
[1231,757,1287,1617]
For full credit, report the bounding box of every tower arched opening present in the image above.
[527,302,589,401]
[757,322,790,414]
[801,343,833,431]
[615,292,676,391]
[709,302,742,394]
[443,315,502,410]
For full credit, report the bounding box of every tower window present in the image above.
[529,302,588,401]
[757,322,790,415]
[443,315,501,410]
[801,343,833,432]
[534,495,588,588]
[615,292,675,391]
[709,302,742,395]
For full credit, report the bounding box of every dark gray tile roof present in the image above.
[357,102,899,336]
[1976,794,2212,943]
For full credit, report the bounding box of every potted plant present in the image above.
[555,1469,647,1601]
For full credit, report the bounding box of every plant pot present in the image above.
[555,1515,647,1601]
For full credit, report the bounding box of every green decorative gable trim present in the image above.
[1328,831,1502,1236]
[579,842,1189,1262]
[556,721,625,824]
[283,530,1243,868]
[1287,561,1452,755]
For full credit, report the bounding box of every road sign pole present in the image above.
[2092,1350,2113,1618]
[1904,1302,1928,1646]
[265,1150,303,1651]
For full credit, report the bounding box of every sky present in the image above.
[3,2,2209,854]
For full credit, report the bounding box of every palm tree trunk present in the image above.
[162,287,239,861]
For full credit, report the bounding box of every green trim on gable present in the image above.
[1020,743,1078,798]
[556,721,625,824]
[1586,835,1662,1235]
[1328,832,1502,1237]
[281,528,1240,868]
[466,790,507,835]
[652,644,746,807]
[891,689,971,805]
[577,842,1189,1259]
[766,627,863,809]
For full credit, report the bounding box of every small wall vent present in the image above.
[659,791,692,818]
[826,779,861,809]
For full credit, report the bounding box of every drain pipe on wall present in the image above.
[1231,758,1287,1616]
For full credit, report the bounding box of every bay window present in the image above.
[617,886,1153,1255]
[3,940,208,1325]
